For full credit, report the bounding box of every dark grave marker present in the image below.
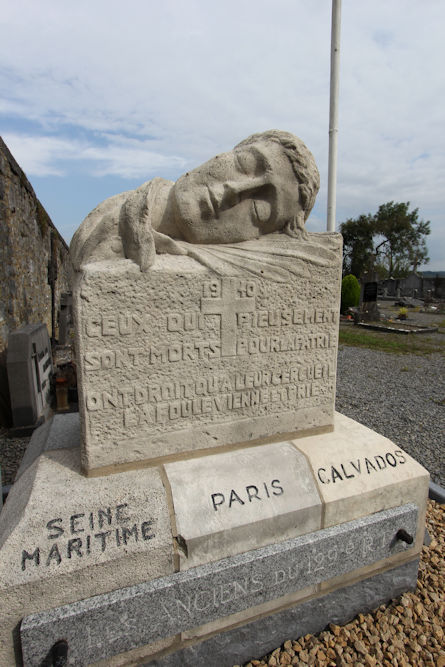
[363,281,378,302]
[7,323,53,430]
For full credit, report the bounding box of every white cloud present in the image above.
[0,0,444,268]
[2,134,186,179]
[1,135,77,176]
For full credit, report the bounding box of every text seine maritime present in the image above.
[20,504,155,572]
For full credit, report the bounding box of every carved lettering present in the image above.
[85,312,150,337]
[211,480,284,511]
[316,450,407,484]
[85,369,332,420]
[21,547,40,571]
[202,277,255,356]
[20,505,157,570]
[79,268,340,456]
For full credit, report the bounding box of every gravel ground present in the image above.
[0,429,29,488]
[236,500,445,667]
[336,346,445,487]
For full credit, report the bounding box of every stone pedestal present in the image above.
[0,412,429,666]
[73,234,342,475]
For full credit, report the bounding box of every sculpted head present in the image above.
[169,130,320,244]
[70,129,320,272]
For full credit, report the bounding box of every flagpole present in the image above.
[327,0,342,232]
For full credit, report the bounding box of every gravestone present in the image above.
[360,273,380,322]
[6,323,53,431]
[0,131,429,666]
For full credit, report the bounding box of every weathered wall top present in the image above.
[0,137,71,424]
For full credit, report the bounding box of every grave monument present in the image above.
[7,323,53,432]
[0,131,429,666]
[359,271,380,322]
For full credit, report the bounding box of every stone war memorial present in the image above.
[0,131,429,666]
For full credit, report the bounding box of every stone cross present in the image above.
[201,277,255,356]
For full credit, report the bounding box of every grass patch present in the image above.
[339,327,445,355]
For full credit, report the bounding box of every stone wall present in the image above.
[0,137,71,423]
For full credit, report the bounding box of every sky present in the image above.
[1,0,444,270]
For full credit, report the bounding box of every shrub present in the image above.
[341,274,360,314]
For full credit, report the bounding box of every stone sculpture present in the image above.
[0,130,430,667]
[70,130,320,273]
[70,130,342,472]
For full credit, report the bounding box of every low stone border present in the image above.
[356,323,438,335]
[429,480,445,505]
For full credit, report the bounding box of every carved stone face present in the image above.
[171,141,302,244]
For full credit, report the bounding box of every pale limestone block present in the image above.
[165,442,322,569]
[292,412,429,557]
[0,449,173,587]
[0,444,174,666]
[74,234,342,474]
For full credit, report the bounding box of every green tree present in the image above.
[373,202,430,278]
[340,214,375,278]
[341,274,360,314]
[340,202,430,279]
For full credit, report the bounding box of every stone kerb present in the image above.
[74,235,342,474]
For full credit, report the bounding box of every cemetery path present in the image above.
[336,347,445,487]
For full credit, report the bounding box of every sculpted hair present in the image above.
[235,130,320,222]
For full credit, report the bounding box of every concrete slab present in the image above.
[0,425,174,666]
[15,412,80,480]
[0,413,429,665]
[165,441,322,569]
[293,412,429,556]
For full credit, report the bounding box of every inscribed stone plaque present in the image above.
[20,504,417,666]
[74,233,342,472]
[293,412,430,542]
[7,323,53,427]
[0,448,173,588]
[165,442,322,568]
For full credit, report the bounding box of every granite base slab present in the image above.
[147,558,420,667]
[20,505,417,666]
